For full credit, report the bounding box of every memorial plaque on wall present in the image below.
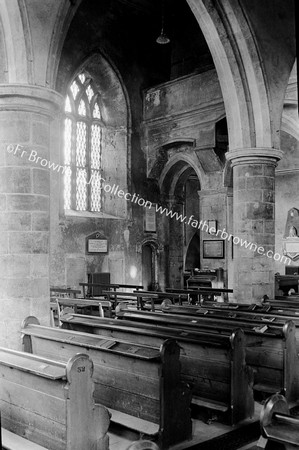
[203,240,224,259]
[86,232,108,254]
[282,208,299,260]
[144,204,157,232]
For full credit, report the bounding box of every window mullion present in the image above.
[86,122,91,211]
[71,119,77,210]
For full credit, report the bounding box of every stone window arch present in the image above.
[62,54,129,219]
[64,72,104,212]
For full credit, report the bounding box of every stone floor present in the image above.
[109,404,262,450]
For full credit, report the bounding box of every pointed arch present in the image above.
[62,54,130,218]
[46,0,84,88]
[0,0,28,83]
[186,0,288,151]
[159,153,205,195]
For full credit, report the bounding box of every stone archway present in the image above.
[141,239,161,290]
[186,0,295,302]
[159,152,203,288]
[186,0,295,152]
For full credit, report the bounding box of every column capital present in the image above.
[0,84,63,119]
[226,148,284,167]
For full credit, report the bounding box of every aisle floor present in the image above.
[109,403,262,450]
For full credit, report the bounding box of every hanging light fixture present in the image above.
[156,0,170,45]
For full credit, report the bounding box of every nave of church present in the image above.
[0,0,298,449]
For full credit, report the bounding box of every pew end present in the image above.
[258,394,299,449]
[0,346,110,450]
[126,440,160,450]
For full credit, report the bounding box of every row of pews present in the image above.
[60,314,253,425]
[62,311,299,405]
[2,283,299,449]
[50,283,235,317]
[1,319,193,449]
[57,285,299,449]
[21,316,192,449]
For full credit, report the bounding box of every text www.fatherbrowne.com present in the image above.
[7,144,290,265]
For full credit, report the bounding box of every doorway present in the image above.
[142,244,154,290]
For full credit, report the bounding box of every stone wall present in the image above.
[143,70,231,288]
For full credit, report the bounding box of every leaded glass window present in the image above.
[63,73,103,212]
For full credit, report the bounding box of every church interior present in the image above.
[0,0,298,449]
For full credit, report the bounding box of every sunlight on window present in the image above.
[64,73,103,212]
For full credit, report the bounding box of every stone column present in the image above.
[226,149,283,303]
[0,85,62,349]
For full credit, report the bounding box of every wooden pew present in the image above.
[265,298,299,310]
[200,301,299,317]
[80,283,143,298]
[50,297,112,326]
[116,310,299,404]
[0,346,110,450]
[160,303,299,354]
[165,287,233,303]
[275,295,299,301]
[133,290,181,307]
[21,316,192,449]
[50,287,81,298]
[80,282,119,298]
[200,300,299,315]
[126,441,160,450]
[102,290,159,311]
[258,394,299,449]
[60,313,254,425]
[160,303,299,327]
[161,301,299,316]
[116,283,144,290]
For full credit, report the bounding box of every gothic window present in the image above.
[63,72,103,212]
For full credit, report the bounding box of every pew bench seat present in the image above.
[109,409,159,435]
[2,428,48,450]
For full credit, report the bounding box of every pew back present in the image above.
[116,310,299,403]
[60,314,254,425]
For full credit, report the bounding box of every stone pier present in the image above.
[227,148,283,303]
[0,85,62,348]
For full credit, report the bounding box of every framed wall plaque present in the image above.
[86,232,108,254]
[203,240,224,259]
[144,204,157,232]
